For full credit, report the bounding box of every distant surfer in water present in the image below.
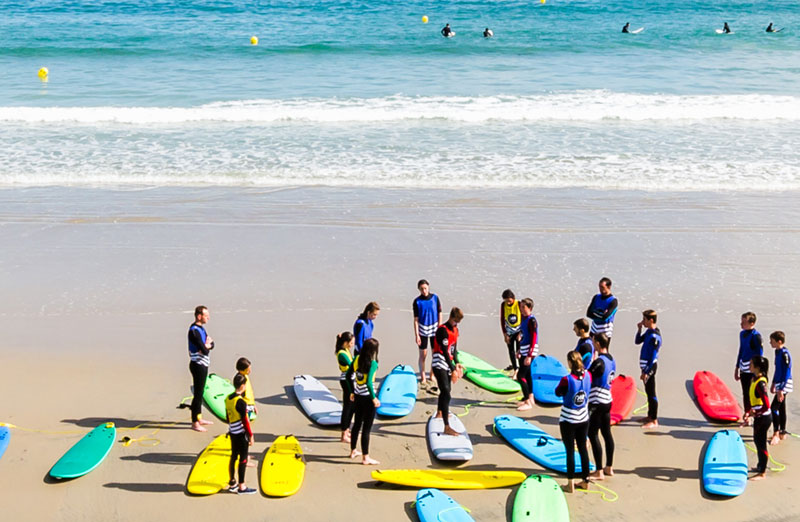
[483,27,494,38]
[766,23,781,33]
[723,22,731,34]
[622,23,630,33]
[441,23,454,37]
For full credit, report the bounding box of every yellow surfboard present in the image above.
[260,435,305,497]
[371,469,526,489]
[187,434,232,495]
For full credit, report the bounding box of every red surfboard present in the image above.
[610,374,637,425]
[693,370,742,422]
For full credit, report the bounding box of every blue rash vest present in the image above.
[773,347,793,393]
[736,329,763,374]
[558,372,591,424]
[589,353,616,405]
[353,315,374,355]
[587,293,618,336]
[636,327,661,375]
[413,293,441,337]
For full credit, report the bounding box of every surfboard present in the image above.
[610,374,637,425]
[376,364,417,417]
[428,414,473,461]
[202,373,235,421]
[458,351,521,393]
[631,27,644,34]
[416,488,475,522]
[186,433,232,495]
[293,374,342,426]
[372,469,526,489]
[715,29,734,34]
[494,414,595,474]
[49,422,116,479]
[512,474,570,522]
[261,435,305,497]
[702,429,748,497]
[693,370,742,422]
[0,425,10,461]
[530,355,568,404]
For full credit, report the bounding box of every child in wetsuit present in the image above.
[743,356,771,480]
[556,350,592,493]
[500,289,522,372]
[588,333,615,480]
[636,309,662,429]
[346,337,381,465]
[235,357,257,421]
[413,279,442,387]
[354,302,380,356]
[226,373,255,494]
[573,318,594,367]
[769,331,793,445]
[335,331,355,443]
[516,298,539,411]
[735,311,763,417]
[432,307,465,435]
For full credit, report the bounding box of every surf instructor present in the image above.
[188,305,215,432]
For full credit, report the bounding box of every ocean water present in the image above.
[2,0,799,190]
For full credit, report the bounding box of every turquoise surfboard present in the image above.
[416,488,474,522]
[531,355,568,404]
[377,364,417,417]
[0,425,10,461]
[494,415,594,474]
[49,422,116,479]
[202,373,235,421]
[702,429,748,497]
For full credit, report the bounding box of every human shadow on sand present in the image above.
[60,417,190,430]
[119,452,196,466]
[104,482,184,493]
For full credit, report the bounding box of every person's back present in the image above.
[724,22,731,33]
[483,28,493,38]
[442,24,452,37]
[622,23,630,33]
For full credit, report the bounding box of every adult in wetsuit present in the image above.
[483,28,494,38]
[588,333,615,480]
[188,305,214,432]
[441,23,453,37]
[556,351,592,493]
[622,23,630,33]
[723,22,731,33]
[587,277,618,344]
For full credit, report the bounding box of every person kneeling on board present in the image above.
[226,373,256,494]
[432,307,465,436]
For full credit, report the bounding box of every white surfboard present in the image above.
[427,414,473,461]
[293,375,342,426]
[631,27,644,34]
[715,29,734,34]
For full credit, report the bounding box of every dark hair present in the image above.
[643,309,657,322]
[573,318,590,332]
[236,357,251,372]
[770,331,785,343]
[594,333,610,350]
[599,277,612,288]
[194,305,207,318]
[742,311,757,325]
[520,298,534,310]
[358,338,380,373]
[233,373,247,389]
[751,355,769,377]
[567,350,584,373]
[502,289,515,300]
[449,307,464,322]
[417,279,429,288]
[335,331,354,354]
[359,302,380,320]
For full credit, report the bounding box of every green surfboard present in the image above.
[203,373,236,421]
[512,474,569,522]
[49,422,116,479]
[457,351,521,394]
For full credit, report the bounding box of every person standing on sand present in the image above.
[354,302,380,356]
[735,311,763,416]
[588,333,615,480]
[769,331,792,445]
[225,373,256,494]
[500,289,522,372]
[636,309,661,429]
[432,307,465,436]
[573,318,595,367]
[742,356,771,481]
[413,279,442,387]
[586,277,618,345]
[188,305,214,432]
[347,338,381,465]
[516,298,539,411]
[335,332,356,443]
[556,350,592,493]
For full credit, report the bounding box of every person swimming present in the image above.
[441,23,454,37]
[723,22,731,34]
[622,23,630,33]
[483,27,493,38]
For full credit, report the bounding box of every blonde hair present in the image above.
[567,350,584,373]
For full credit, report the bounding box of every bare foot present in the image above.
[589,470,605,480]
[191,423,207,432]
[434,412,443,419]
[246,460,257,468]
[640,417,652,424]
[362,456,380,465]
[642,420,659,429]
[770,434,781,446]
[443,426,460,436]
[516,403,533,411]
[604,466,614,477]
[576,480,590,490]
[341,430,351,443]
[780,431,788,440]
[198,419,213,426]
[750,472,766,481]
[561,480,574,493]
[349,449,362,459]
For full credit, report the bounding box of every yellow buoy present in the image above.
[38,67,49,81]
[422,15,428,23]
[250,35,258,45]
[540,0,546,4]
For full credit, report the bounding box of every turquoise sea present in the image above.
[2,0,799,189]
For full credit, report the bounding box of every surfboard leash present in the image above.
[577,481,619,502]
[118,421,179,447]
[457,395,524,418]
[0,422,84,435]
[743,442,786,472]
[632,388,649,415]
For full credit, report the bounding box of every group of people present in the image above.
[439,21,785,38]
[185,274,794,494]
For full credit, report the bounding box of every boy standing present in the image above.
[587,278,618,344]
[636,309,662,429]
[413,279,442,386]
[770,331,793,445]
[500,289,522,372]
[236,357,258,421]
[516,298,539,411]
[226,373,256,494]
[735,311,763,413]
[188,305,214,432]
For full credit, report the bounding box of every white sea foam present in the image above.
[3,91,800,124]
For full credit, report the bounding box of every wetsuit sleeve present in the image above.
[555,376,568,397]
[643,333,659,375]
[530,317,538,348]
[412,298,420,318]
[367,360,378,399]
[436,295,442,314]
[586,296,598,320]
[345,360,355,394]
[753,381,771,416]
[635,329,645,345]
[589,358,604,382]
[752,332,763,354]
[188,328,209,355]
[353,320,366,349]
[236,399,253,438]
[500,303,506,333]
[736,332,745,369]
[436,326,449,351]
[337,351,352,369]
[597,298,618,321]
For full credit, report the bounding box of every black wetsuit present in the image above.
[441,26,452,37]
[622,23,630,33]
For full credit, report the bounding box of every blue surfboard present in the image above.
[0,425,10,461]
[494,415,594,474]
[531,355,568,404]
[377,364,417,417]
[702,429,748,496]
[416,488,474,522]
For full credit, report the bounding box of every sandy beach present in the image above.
[2,186,800,521]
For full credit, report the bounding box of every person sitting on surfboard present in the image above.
[515,298,539,411]
[188,305,215,432]
[335,331,356,443]
[483,27,493,38]
[501,289,522,372]
[636,309,662,429]
[346,337,381,464]
[441,23,454,37]
[432,307,465,436]
[742,356,771,481]
[573,318,595,367]
[413,279,442,388]
[723,22,732,34]
[622,23,630,33]
[769,331,792,445]
[555,351,592,493]
[765,23,782,33]
[735,311,763,419]
[226,373,256,494]
[588,333,615,480]
[586,277,618,345]
[236,357,258,422]
[353,301,379,356]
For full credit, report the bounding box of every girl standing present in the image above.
[346,338,381,465]
[743,355,771,480]
[555,350,592,492]
[335,332,355,443]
